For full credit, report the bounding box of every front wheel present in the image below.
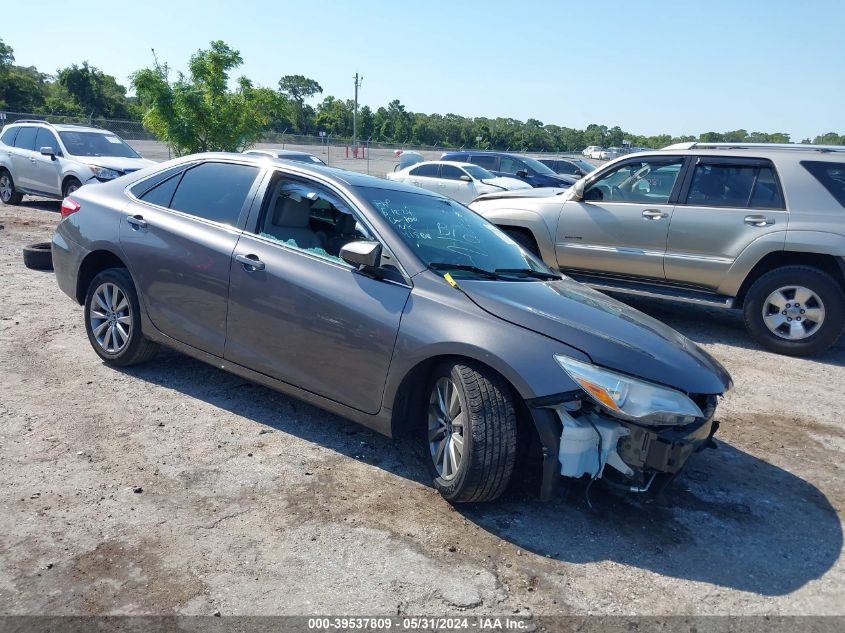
[84,268,159,366]
[743,266,845,356]
[63,177,82,198]
[423,361,517,503]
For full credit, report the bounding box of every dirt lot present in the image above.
[1,196,844,618]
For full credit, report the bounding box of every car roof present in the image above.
[9,121,107,134]
[409,160,477,169]
[442,150,526,158]
[178,152,427,193]
[248,149,314,157]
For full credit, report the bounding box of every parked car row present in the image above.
[582,145,652,160]
[386,160,531,204]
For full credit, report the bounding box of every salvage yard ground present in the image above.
[1,190,844,615]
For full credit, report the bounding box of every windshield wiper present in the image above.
[428,262,500,279]
[494,268,561,280]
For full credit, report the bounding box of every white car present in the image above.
[582,145,602,158]
[599,147,626,160]
[386,161,531,204]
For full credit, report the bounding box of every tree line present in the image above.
[1,38,842,156]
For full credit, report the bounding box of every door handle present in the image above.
[744,215,775,227]
[127,215,148,229]
[235,253,265,271]
[642,209,668,220]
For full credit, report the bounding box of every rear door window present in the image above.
[556,161,579,175]
[499,156,524,175]
[409,164,440,178]
[801,161,845,209]
[470,154,498,170]
[685,163,784,209]
[169,162,260,226]
[13,126,37,151]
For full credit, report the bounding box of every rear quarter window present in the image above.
[801,161,845,209]
[0,127,18,146]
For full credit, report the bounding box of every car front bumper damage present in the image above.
[528,393,719,501]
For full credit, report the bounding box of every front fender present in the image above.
[472,206,557,266]
[382,273,586,413]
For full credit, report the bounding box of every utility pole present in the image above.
[353,73,363,156]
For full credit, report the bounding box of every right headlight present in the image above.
[554,355,704,426]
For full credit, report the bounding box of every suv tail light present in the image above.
[60,197,81,218]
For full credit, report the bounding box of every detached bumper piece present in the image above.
[528,394,718,500]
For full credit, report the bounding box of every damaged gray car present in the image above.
[51,153,732,503]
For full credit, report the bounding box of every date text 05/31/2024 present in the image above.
[307,617,530,630]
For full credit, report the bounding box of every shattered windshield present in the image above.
[359,187,556,280]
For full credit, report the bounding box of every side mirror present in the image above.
[40,146,56,160]
[515,170,528,178]
[572,178,587,200]
[459,174,472,182]
[340,240,382,271]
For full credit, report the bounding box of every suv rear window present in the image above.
[801,161,845,209]
[685,163,784,209]
[0,127,18,146]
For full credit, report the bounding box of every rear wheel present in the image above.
[84,268,159,366]
[743,265,845,356]
[423,361,517,503]
[0,170,23,205]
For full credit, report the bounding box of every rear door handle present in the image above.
[744,215,775,227]
[235,253,265,271]
[127,215,148,229]
[642,209,668,220]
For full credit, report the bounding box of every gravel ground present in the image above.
[1,196,843,618]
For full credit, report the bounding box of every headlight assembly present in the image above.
[89,166,121,180]
[555,355,703,426]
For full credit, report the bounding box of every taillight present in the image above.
[60,197,81,218]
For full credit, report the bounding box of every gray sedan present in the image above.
[51,153,732,503]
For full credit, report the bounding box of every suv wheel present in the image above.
[744,266,845,356]
[0,170,23,205]
[84,268,159,366]
[63,178,82,198]
[423,361,517,503]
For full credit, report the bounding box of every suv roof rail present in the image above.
[663,141,845,153]
[8,119,104,130]
[10,118,53,125]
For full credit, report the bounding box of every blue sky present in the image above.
[5,0,843,139]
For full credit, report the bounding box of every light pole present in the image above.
[353,73,363,157]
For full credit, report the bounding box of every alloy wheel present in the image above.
[90,282,132,354]
[762,285,826,340]
[427,377,466,481]
[0,175,11,202]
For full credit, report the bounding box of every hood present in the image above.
[82,156,156,173]
[459,277,732,395]
[480,177,533,190]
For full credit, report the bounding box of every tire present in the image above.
[503,227,540,257]
[22,242,54,270]
[84,267,159,366]
[423,361,518,503]
[743,265,845,356]
[0,170,23,205]
[63,177,82,198]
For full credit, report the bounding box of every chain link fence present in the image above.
[0,111,583,175]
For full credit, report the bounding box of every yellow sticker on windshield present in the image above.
[443,273,458,288]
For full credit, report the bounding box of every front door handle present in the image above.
[744,215,775,227]
[127,215,148,229]
[642,209,668,220]
[235,253,265,271]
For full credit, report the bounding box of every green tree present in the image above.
[132,41,271,155]
[57,62,132,118]
[278,74,322,133]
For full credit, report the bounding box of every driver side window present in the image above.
[585,159,683,204]
[256,176,372,264]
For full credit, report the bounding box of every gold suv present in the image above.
[470,143,845,356]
